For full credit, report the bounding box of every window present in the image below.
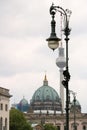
[73,125,77,130]
[0,117,3,130]
[5,118,7,130]
[0,104,3,110]
[64,126,66,130]
[83,125,86,130]
[5,104,8,111]
[57,126,60,130]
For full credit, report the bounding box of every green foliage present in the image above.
[10,108,33,130]
[44,124,57,130]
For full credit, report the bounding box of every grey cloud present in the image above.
[0,0,87,113]
[0,0,50,38]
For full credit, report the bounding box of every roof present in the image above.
[19,97,28,105]
[71,99,81,106]
[30,75,62,111]
[31,75,60,102]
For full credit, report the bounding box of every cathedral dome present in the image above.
[71,99,81,106]
[17,97,29,112]
[30,75,62,112]
[70,99,81,113]
[20,97,28,105]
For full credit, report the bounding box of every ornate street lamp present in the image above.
[69,90,77,130]
[73,95,76,130]
[46,7,61,51]
[46,3,72,130]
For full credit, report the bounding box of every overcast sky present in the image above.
[0,0,87,113]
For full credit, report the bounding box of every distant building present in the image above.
[17,96,29,112]
[12,96,29,113]
[0,87,12,130]
[12,75,87,130]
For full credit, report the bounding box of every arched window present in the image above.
[83,125,86,130]
[5,118,7,130]
[71,123,78,130]
[74,126,77,130]
[5,104,8,111]
[64,125,66,130]
[0,117,3,130]
[57,126,60,130]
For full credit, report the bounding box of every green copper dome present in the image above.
[71,99,81,106]
[30,75,62,111]
[70,98,81,113]
[17,97,29,112]
[20,97,28,105]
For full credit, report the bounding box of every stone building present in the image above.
[13,75,87,130]
[24,75,87,130]
[25,109,87,130]
[0,87,12,130]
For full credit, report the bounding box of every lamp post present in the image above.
[46,3,72,130]
[69,90,76,130]
[73,95,76,130]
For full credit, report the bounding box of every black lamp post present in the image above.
[73,94,76,130]
[69,90,76,130]
[46,3,72,130]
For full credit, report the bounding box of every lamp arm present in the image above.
[50,4,72,35]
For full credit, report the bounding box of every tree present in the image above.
[44,124,57,130]
[10,108,33,130]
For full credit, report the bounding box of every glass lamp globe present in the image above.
[47,36,61,51]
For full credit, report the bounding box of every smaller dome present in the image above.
[17,97,29,112]
[71,99,80,106]
[70,98,81,113]
[20,97,28,105]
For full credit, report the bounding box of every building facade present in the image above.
[13,75,87,130]
[24,111,87,130]
[0,87,11,130]
[27,76,87,130]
